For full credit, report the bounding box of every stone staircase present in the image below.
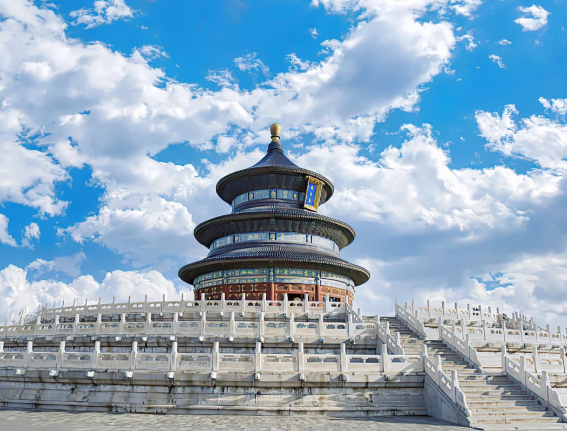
[383,316,564,428]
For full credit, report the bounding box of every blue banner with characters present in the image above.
[304,176,322,211]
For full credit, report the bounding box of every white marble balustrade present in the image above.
[0,340,423,375]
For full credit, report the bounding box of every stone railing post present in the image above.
[73,314,79,335]
[131,341,138,370]
[261,293,266,313]
[298,342,305,373]
[172,312,179,334]
[438,318,443,340]
[26,340,33,367]
[451,369,460,405]
[501,345,507,371]
[200,293,206,313]
[220,293,226,316]
[93,341,100,369]
[283,293,288,315]
[324,294,330,313]
[229,312,236,340]
[212,342,219,373]
[382,344,389,374]
[119,313,126,335]
[96,313,102,333]
[171,341,178,372]
[533,345,539,374]
[317,314,324,338]
[259,312,265,339]
[435,354,443,385]
[255,342,262,373]
[58,340,65,369]
[303,293,309,313]
[241,293,246,315]
[519,356,527,385]
[200,311,207,340]
[0,341,3,353]
[340,343,348,373]
[561,347,566,373]
[347,313,354,338]
[289,313,295,338]
[145,310,151,335]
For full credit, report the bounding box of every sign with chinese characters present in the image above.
[304,176,323,211]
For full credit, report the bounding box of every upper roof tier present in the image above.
[216,124,334,206]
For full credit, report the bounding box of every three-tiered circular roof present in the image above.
[178,124,370,287]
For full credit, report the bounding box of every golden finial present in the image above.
[270,123,281,142]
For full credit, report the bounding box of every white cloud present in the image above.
[450,0,482,17]
[135,45,169,61]
[64,192,198,268]
[70,0,135,29]
[27,252,86,278]
[234,52,270,76]
[0,264,189,322]
[293,125,557,235]
[540,97,567,115]
[0,214,17,247]
[457,32,477,51]
[515,5,550,32]
[477,103,567,170]
[309,28,319,39]
[0,0,463,267]
[489,54,505,68]
[497,39,512,46]
[22,222,40,248]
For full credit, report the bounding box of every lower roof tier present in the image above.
[178,244,370,286]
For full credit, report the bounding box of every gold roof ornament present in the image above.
[270,123,282,142]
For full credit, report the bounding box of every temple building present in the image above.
[179,124,370,304]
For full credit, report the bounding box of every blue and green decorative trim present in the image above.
[194,267,354,292]
[210,231,339,252]
[232,188,305,210]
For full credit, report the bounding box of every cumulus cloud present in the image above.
[450,0,482,17]
[0,214,17,247]
[515,5,550,32]
[477,103,567,170]
[498,39,512,46]
[22,222,40,248]
[0,0,462,270]
[70,0,135,29]
[540,97,567,115]
[294,125,558,234]
[309,28,319,39]
[0,264,188,322]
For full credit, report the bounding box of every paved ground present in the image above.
[0,411,466,431]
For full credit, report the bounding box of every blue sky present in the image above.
[1,0,567,323]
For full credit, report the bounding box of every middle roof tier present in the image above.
[194,206,356,250]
